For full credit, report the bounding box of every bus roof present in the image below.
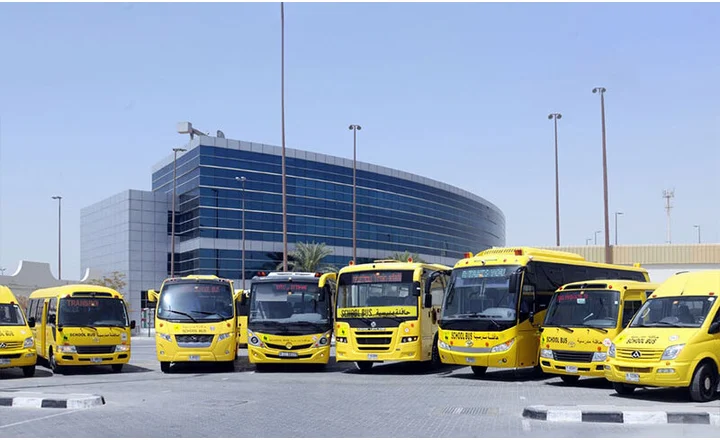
[29,284,123,299]
[338,260,451,275]
[252,272,324,283]
[650,270,720,299]
[162,275,234,285]
[0,285,19,304]
[559,279,660,292]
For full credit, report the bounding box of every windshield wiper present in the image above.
[581,325,608,333]
[190,310,231,320]
[544,324,574,333]
[62,324,98,332]
[651,322,691,328]
[166,309,197,322]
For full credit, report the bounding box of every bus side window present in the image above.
[621,300,643,328]
[47,298,57,326]
[430,275,444,306]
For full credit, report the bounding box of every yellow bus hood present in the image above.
[60,327,128,345]
[336,306,417,319]
[541,327,615,351]
[613,327,697,348]
[0,326,32,342]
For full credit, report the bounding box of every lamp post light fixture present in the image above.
[547,113,562,246]
[169,147,186,278]
[594,230,602,246]
[614,211,623,245]
[235,176,247,289]
[51,196,62,280]
[348,124,362,263]
[694,224,701,244]
[280,2,288,271]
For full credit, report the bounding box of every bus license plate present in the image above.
[625,373,640,382]
[0,359,10,365]
[465,357,475,363]
[279,352,298,358]
[565,365,578,373]
[367,354,378,360]
[189,355,200,361]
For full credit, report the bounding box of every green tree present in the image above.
[387,251,425,263]
[87,271,127,293]
[280,242,336,272]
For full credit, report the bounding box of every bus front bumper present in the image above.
[0,348,37,369]
[155,337,236,363]
[604,359,693,387]
[335,341,422,363]
[248,345,331,364]
[55,350,130,366]
[438,344,517,368]
[539,358,607,378]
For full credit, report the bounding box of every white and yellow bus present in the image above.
[437,247,649,377]
[27,285,134,374]
[148,275,240,373]
[0,286,37,377]
[335,260,451,372]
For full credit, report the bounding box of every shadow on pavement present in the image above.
[0,368,53,380]
[38,363,154,376]
[445,367,550,382]
[611,385,715,404]
[544,376,614,389]
[342,361,463,376]
[249,357,348,373]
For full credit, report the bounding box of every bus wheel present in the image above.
[49,350,65,375]
[689,361,718,402]
[160,362,171,373]
[223,361,236,372]
[613,382,635,395]
[430,333,442,369]
[22,365,36,378]
[356,361,373,373]
[560,375,579,384]
[111,364,124,373]
[471,366,487,377]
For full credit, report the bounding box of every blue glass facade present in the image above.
[150,138,505,280]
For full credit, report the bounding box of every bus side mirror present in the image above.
[147,290,158,303]
[27,317,35,328]
[508,272,520,294]
[413,281,422,297]
[529,311,535,324]
[130,320,136,330]
[424,292,433,309]
[239,293,248,306]
[709,322,720,334]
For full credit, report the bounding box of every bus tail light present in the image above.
[514,249,523,256]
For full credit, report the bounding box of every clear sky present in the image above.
[0,2,718,279]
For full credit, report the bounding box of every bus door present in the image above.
[39,300,48,358]
[619,290,646,329]
[318,273,337,321]
[516,280,540,368]
[45,298,57,358]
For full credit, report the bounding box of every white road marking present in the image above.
[0,409,86,429]
[522,419,531,432]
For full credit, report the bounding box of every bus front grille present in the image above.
[356,338,391,345]
[552,350,594,363]
[0,341,22,350]
[265,342,313,350]
[176,334,214,348]
[76,345,116,354]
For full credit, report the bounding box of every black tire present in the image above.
[471,366,487,377]
[254,363,269,372]
[49,349,65,375]
[111,364,124,373]
[356,361,374,372]
[613,382,636,395]
[560,375,580,384]
[160,362,171,373]
[22,365,36,378]
[430,333,442,369]
[223,361,235,372]
[689,361,718,402]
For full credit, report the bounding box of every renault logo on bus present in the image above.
[631,351,641,359]
[286,342,293,350]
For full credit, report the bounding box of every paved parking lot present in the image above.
[0,338,719,437]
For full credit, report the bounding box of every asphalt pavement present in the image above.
[0,337,718,437]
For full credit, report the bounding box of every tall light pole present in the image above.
[348,124,362,263]
[547,113,562,246]
[614,211,623,245]
[593,87,611,263]
[51,196,62,280]
[694,224,701,244]
[594,230,602,245]
[236,176,247,289]
[280,2,288,271]
[585,238,592,245]
[170,147,186,278]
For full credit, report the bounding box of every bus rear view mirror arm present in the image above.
[709,321,720,334]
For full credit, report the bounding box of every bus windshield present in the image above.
[337,270,417,310]
[544,290,620,329]
[157,282,234,322]
[442,265,520,321]
[59,297,129,327]
[249,281,328,328]
[630,296,716,328]
[0,304,26,326]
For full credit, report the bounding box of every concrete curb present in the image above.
[0,393,105,409]
[523,405,720,425]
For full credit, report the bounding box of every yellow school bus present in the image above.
[0,286,37,377]
[335,260,451,372]
[437,247,649,377]
[148,275,240,373]
[605,270,720,402]
[245,271,337,368]
[236,289,250,348]
[539,279,659,383]
[27,284,135,374]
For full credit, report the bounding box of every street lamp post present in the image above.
[547,113,562,246]
[280,2,288,272]
[593,87,611,263]
[348,124,362,263]
[614,211,623,245]
[170,147,186,278]
[51,196,62,280]
[594,230,602,245]
[235,176,247,289]
[585,238,592,245]
[694,225,701,244]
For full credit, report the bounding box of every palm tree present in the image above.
[279,241,336,272]
[387,251,425,263]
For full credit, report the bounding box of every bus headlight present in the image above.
[401,336,419,343]
[661,344,685,360]
[23,337,34,348]
[592,352,607,362]
[336,337,347,343]
[313,332,332,348]
[217,333,232,342]
[57,345,77,353]
[540,349,553,359]
[248,331,264,347]
[490,339,515,353]
[115,345,130,352]
[158,333,172,342]
[607,343,616,358]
